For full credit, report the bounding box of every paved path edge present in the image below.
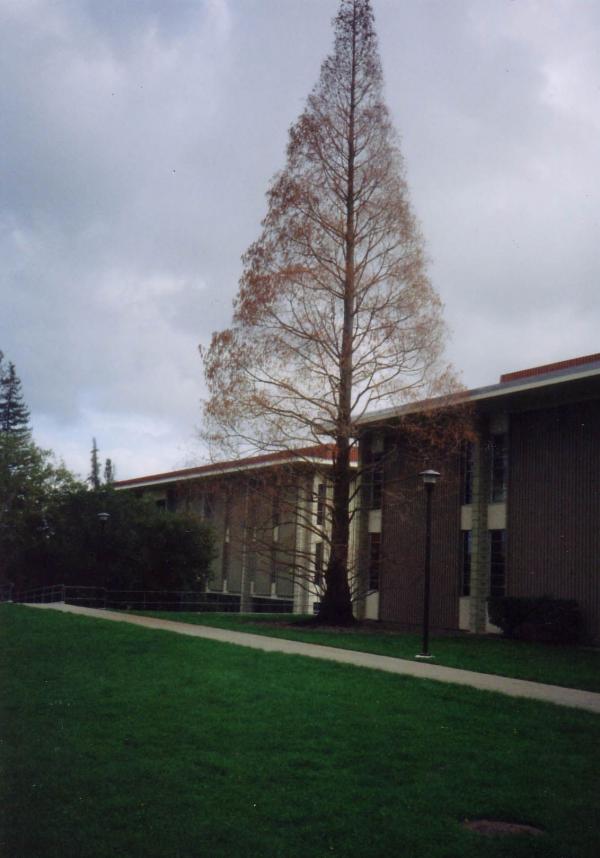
[24,602,600,714]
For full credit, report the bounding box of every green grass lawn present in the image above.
[128,610,600,692]
[2,605,600,858]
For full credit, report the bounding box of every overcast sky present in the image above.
[2,0,598,479]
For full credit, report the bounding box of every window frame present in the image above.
[461,530,472,596]
[461,441,474,505]
[316,482,327,526]
[368,531,381,591]
[490,434,508,503]
[370,453,384,509]
[314,540,324,586]
[489,529,507,598]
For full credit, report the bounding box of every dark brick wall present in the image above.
[507,399,600,640]
[370,434,462,630]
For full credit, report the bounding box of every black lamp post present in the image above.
[416,469,440,660]
[97,512,110,603]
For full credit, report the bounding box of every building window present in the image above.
[368,532,381,590]
[316,483,326,526]
[489,530,506,598]
[371,453,384,509]
[314,541,324,586]
[272,495,280,542]
[490,434,507,503]
[461,442,474,504]
[221,496,231,590]
[461,531,472,596]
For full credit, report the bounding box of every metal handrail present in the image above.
[12,584,294,613]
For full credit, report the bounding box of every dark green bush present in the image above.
[9,487,216,593]
[488,595,582,644]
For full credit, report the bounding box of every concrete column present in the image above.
[469,423,490,633]
[354,431,373,621]
[239,481,252,612]
[293,477,312,614]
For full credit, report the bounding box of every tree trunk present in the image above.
[317,4,358,626]
[318,437,355,624]
[201,0,454,625]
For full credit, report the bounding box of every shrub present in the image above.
[487,596,582,644]
[11,487,217,593]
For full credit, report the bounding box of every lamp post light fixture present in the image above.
[97,512,111,605]
[416,469,440,660]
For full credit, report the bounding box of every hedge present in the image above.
[487,596,582,643]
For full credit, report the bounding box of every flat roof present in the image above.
[114,444,357,490]
[357,355,600,427]
[115,356,599,485]
[500,352,600,383]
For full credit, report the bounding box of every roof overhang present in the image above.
[356,362,600,429]
[115,446,357,491]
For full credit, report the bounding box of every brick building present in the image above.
[356,354,600,640]
[115,445,358,614]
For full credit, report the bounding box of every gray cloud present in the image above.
[1,0,598,477]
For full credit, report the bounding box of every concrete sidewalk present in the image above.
[28,602,600,714]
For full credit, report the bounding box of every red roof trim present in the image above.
[500,353,600,384]
[114,444,357,489]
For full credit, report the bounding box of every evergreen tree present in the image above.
[104,458,115,486]
[0,433,81,587]
[0,356,31,440]
[0,351,81,588]
[89,438,101,490]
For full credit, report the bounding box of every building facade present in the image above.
[356,354,600,641]
[115,446,358,614]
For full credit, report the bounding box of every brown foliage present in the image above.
[201,1,466,622]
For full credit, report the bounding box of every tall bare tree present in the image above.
[202,0,458,623]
